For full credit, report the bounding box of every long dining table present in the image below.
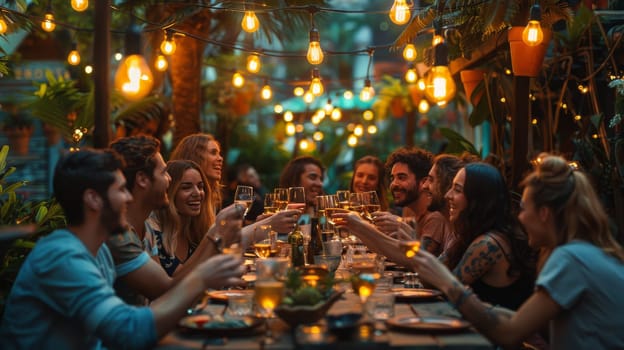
[156,284,493,350]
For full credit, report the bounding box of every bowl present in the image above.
[275,291,344,327]
[314,255,341,273]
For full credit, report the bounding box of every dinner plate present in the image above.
[206,289,253,303]
[386,315,470,333]
[391,288,443,302]
[179,314,261,334]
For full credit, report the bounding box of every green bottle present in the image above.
[288,224,305,267]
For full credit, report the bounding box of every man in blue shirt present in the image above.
[0,149,245,349]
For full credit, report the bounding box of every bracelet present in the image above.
[451,287,474,309]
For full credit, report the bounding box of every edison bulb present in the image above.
[310,77,324,96]
[360,85,374,102]
[284,111,294,122]
[0,17,8,34]
[261,84,272,100]
[424,66,456,104]
[41,13,56,32]
[403,44,417,61]
[418,99,430,114]
[71,0,89,12]
[522,20,544,46]
[389,0,410,25]
[241,11,259,33]
[405,68,417,83]
[294,87,305,96]
[306,29,324,65]
[232,72,245,87]
[160,37,176,56]
[303,91,314,104]
[114,55,154,101]
[331,108,342,121]
[155,54,168,72]
[246,54,261,73]
[67,48,80,66]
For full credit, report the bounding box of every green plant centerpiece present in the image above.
[274,267,343,327]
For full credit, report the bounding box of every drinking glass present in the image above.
[349,192,365,217]
[234,185,254,216]
[263,193,278,214]
[273,188,289,211]
[254,279,285,345]
[335,190,351,209]
[253,224,274,259]
[364,191,381,220]
[287,187,305,208]
[351,272,378,304]
[324,194,348,226]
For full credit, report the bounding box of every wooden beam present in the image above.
[93,0,111,148]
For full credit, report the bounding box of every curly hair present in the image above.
[109,135,161,192]
[385,146,432,182]
[522,153,624,261]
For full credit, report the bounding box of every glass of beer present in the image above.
[263,193,278,214]
[254,279,285,344]
[351,272,379,304]
[399,240,421,258]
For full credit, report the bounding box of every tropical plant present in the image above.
[372,75,414,120]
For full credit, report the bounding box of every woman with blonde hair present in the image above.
[412,153,624,349]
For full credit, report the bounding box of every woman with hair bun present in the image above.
[411,153,624,349]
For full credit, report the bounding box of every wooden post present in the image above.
[93,0,111,148]
[512,76,530,190]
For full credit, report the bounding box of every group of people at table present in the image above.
[1,133,623,349]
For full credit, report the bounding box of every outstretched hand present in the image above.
[197,254,246,290]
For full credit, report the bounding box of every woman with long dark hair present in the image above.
[349,155,389,211]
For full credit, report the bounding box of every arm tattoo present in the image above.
[452,237,504,285]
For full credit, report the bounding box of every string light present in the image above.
[367,125,378,134]
[389,0,410,25]
[347,134,358,147]
[330,108,342,121]
[362,110,374,121]
[160,30,176,55]
[423,42,456,104]
[324,98,333,113]
[274,104,283,114]
[353,124,364,136]
[405,64,417,83]
[114,23,154,101]
[313,131,324,141]
[403,43,417,61]
[418,99,430,113]
[67,42,80,65]
[261,81,272,100]
[360,79,374,102]
[522,2,543,46]
[241,11,260,33]
[246,54,261,73]
[232,72,245,87]
[309,68,324,96]
[41,5,56,32]
[306,27,324,65]
[303,91,314,103]
[284,110,294,122]
[84,65,93,74]
[0,16,8,34]
[155,52,168,72]
[285,122,296,135]
[70,0,88,12]
[343,90,353,100]
[293,86,305,96]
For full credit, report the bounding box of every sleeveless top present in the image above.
[470,233,534,310]
[149,222,196,277]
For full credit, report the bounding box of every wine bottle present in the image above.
[288,224,305,267]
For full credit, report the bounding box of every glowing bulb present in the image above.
[67,49,80,66]
[311,114,321,125]
[0,17,8,34]
[522,4,543,46]
[303,91,314,104]
[347,134,358,147]
[331,108,342,121]
[389,0,410,25]
[432,34,444,46]
[362,110,374,121]
[405,67,417,83]
[274,104,283,114]
[294,87,305,96]
[114,53,123,61]
[367,125,378,134]
[324,100,333,114]
[424,66,456,104]
[241,11,260,33]
[41,13,56,32]
[284,111,294,122]
[574,114,582,121]
[313,131,324,141]
[306,28,324,65]
[286,122,296,136]
[354,124,364,136]
[418,99,430,113]
[344,90,353,99]
[84,65,93,74]
[160,33,176,55]
[232,72,245,87]
[360,79,374,102]
[71,0,89,12]
[155,54,168,72]
[310,78,323,96]
[114,54,154,101]
[299,139,310,151]
[261,84,272,100]
[403,44,417,61]
[295,124,304,133]
[246,54,261,73]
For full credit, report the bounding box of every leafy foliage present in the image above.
[281,267,336,306]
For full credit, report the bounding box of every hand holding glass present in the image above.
[234,185,254,216]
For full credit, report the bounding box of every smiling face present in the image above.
[148,153,172,210]
[299,163,323,206]
[174,168,205,218]
[202,140,223,182]
[445,168,468,223]
[353,163,379,193]
[421,164,444,208]
[389,163,419,206]
[518,186,556,249]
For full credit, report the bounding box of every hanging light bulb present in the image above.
[424,43,456,104]
[347,134,358,147]
[418,99,430,114]
[343,90,353,100]
[285,122,296,136]
[0,16,8,34]
[67,42,80,66]
[362,110,374,121]
[284,110,294,122]
[293,86,305,96]
[331,108,342,121]
[246,54,261,73]
[241,11,260,33]
[261,82,272,100]
[324,98,333,113]
[522,3,544,46]
[232,72,245,87]
[274,104,283,114]
[405,64,417,83]
[389,0,410,25]
[360,79,374,102]
[309,68,324,96]
[303,91,314,104]
[41,6,56,32]
[71,0,89,12]
[367,125,378,134]
[313,131,324,141]
[306,28,324,65]
[160,31,176,55]
[403,43,417,61]
[155,53,168,72]
[114,23,154,101]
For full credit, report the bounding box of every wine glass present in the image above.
[335,190,351,209]
[254,279,285,345]
[287,187,306,209]
[363,191,380,221]
[263,193,278,214]
[253,224,274,259]
[349,192,365,217]
[324,194,347,226]
[273,188,289,211]
[234,185,254,216]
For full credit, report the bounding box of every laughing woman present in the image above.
[412,154,624,349]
